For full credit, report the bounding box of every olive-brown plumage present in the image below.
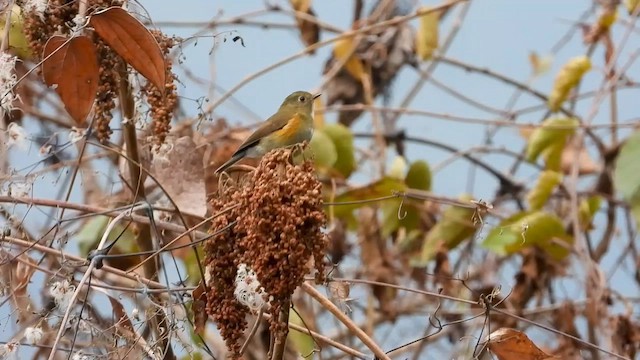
[215,91,320,174]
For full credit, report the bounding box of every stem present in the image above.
[117,62,174,359]
[269,300,291,360]
[301,283,391,360]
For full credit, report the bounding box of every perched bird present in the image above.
[215,91,321,174]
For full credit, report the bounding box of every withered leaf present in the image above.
[42,35,99,125]
[486,328,558,360]
[192,280,207,335]
[90,7,166,91]
[290,0,319,52]
[107,295,135,333]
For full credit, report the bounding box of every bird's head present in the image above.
[280,91,321,113]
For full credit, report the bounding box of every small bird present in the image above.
[215,91,321,174]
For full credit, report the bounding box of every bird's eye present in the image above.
[298,95,306,102]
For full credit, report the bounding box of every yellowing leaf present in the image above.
[525,117,578,163]
[288,310,315,359]
[323,123,356,178]
[482,211,572,260]
[332,177,406,219]
[333,36,366,81]
[579,196,601,230]
[290,0,311,13]
[388,156,407,179]
[527,171,562,210]
[412,194,476,266]
[548,56,591,111]
[597,9,617,29]
[1,5,33,59]
[541,140,564,171]
[625,0,640,15]
[415,6,439,60]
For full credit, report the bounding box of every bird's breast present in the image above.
[271,113,313,146]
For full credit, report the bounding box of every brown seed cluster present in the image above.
[143,30,179,146]
[202,225,248,356]
[23,0,79,58]
[93,37,121,142]
[204,147,328,358]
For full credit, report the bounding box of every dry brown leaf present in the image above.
[560,138,600,175]
[324,3,414,126]
[152,136,207,217]
[612,315,640,359]
[203,123,256,197]
[192,280,207,336]
[8,251,37,322]
[358,207,397,317]
[107,295,135,334]
[90,7,166,91]
[42,35,99,125]
[486,328,557,360]
[290,0,319,52]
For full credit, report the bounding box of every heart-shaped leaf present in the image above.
[90,7,166,91]
[42,35,99,125]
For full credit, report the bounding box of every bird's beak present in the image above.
[313,93,322,100]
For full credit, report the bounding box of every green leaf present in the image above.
[331,177,406,219]
[541,140,564,171]
[614,131,640,201]
[411,194,476,266]
[183,247,204,285]
[482,211,573,260]
[2,5,34,60]
[305,129,337,171]
[526,117,578,162]
[289,311,315,359]
[579,195,602,230]
[406,160,432,191]
[548,56,591,112]
[381,198,421,238]
[77,215,137,255]
[323,123,356,178]
[527,170,562,210]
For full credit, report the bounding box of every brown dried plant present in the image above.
[204,146,327,358]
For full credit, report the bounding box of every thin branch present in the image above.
[301,283,391,360]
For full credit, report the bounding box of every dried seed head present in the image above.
[204,147,327,357]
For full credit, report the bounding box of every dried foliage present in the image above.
[1,1,640,359]
[204,148,327,358]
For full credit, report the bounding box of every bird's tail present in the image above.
[214,151,245,174]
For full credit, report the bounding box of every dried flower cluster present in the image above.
[0,53,19,112]
[23,0,76,58]
[93,37,121,142]
[144,30,178,146]
[22,0,178,145]
[204,148,327,358]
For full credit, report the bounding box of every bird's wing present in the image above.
[233,110,294,155]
